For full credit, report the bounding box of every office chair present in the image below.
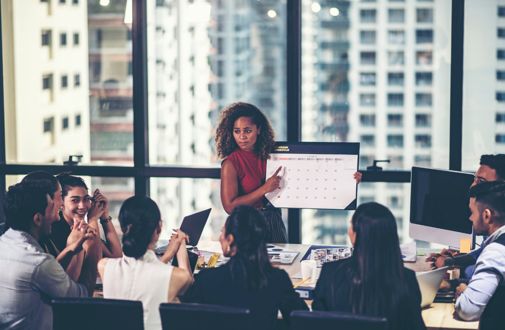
[159,302,250,330]
[290,310,388,330]
[52,297,144,330]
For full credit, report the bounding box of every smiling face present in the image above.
[52,183,63,220]
[62,186,92,222]
[233,116,260,152]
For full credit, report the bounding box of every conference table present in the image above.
[196,241,480,330]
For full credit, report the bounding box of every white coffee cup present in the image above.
[301,260,317,282]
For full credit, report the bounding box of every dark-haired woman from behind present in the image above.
[312,202,426,330]
[98,196,192,330]
[182,205,308,330]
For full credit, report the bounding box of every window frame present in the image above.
[0,0,467,243]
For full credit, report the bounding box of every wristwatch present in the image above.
[100,216,112,224]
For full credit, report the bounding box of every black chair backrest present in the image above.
[159,302,250,330]
[52,297,144,330]
[290,310,388,330]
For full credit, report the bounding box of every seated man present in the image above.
[0,180,102,330]
[454,181,505,328]
[428,154,505,279]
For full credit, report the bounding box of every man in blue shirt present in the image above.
[0,180,102,330]
[454,181,505,328]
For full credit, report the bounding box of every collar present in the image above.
[483,225,505,248]
[2,228,45,253]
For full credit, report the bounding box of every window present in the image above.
[416,51,433,65]
[417,9,434,23]
[217,38,224,54]
[60,33,67,46]
[74,74,80,87]
[415,114,431,127]
[360,10,377,23]
[388,73,404,86]
[359,155,373,168]
[499,28,505,38]
[415,135,432,148]
[497,114,505,123]
[389,196,402,209]
[388,9,404,23]
[360,31,376,44]
[62,117,69,130]
[416,30,433,44]
[496,135,505,143]
[73,0,78,4]
[217,61,224,77]
[497,92,505,102]
[75,114,81,127]
[416,72,433,86]
[60,0,66,3]
[41,30,51,46]
[388,114,403,127]
[42,75,52,90]
[388,30,405,45]
[389,155,403,168]
[360,114,376,127]
[499,7,505,17]
[73,33,79,46]
[360,94,376,106]
[498,50,505,60]
[388,51,404,65]
[415,155,431,167]
[387,135,404,148]
[416,93,432,106]
[388,93,404,106]
[361,52,376,65]
[360,73,376,86]
[43,118,54,133]
[361,135,375,147]
[61,75,68,88]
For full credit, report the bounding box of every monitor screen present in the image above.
[410,167,474,235]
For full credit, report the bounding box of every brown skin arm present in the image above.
[167,267,193,302]
[221,160,281,214]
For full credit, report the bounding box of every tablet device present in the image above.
[179,208,211,247]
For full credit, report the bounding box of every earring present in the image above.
[227,245,231,253]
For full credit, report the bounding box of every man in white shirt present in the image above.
[455,181,505,330]
[0,180,102,330]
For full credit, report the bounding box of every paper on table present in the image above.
[400,241,417,262]
[460,238,471,253]
[291,268,322,280]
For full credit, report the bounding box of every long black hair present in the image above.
[345,202,408,330]
[118,195,161,259]
[224,205,275,291]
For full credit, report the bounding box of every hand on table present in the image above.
[425,249,454,269]
[263,166,282,193]
[455,283,468,300]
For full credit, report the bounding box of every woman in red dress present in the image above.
[215,102,361,243]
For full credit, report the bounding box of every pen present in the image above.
[293,277,310,289]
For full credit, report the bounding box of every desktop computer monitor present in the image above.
[409,166,475,249]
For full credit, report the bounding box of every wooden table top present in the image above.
[196,241,479,330]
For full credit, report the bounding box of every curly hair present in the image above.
[215,102,276,160]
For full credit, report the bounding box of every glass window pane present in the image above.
[150,178,288,241]
[2,1,133,165]
[148,1,287,166]
[463,0,505,170]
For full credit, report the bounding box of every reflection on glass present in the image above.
[148,0,287,166]
[301,0,451,244]
[2,0,133,165]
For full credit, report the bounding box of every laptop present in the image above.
[416,267,449,308]
[155,208,211,253]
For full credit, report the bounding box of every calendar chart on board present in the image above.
[265,142,360,210]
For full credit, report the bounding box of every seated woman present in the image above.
[49,173,122,258]
[312,202,426,330]
[183,205,308,330]
[98,196,193,330]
